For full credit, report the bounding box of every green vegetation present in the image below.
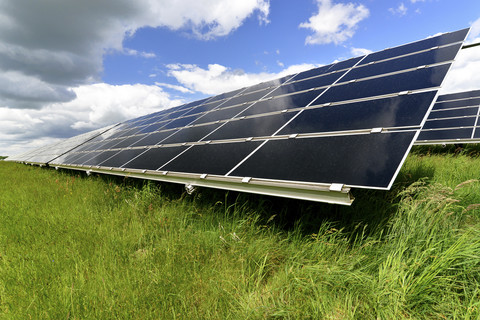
[0,145,479,319]
[0,156,6,160]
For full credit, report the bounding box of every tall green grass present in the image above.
[0,145,479,319]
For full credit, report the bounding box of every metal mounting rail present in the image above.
[462,42,480,50]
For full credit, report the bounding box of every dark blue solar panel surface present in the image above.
[229,132,416,188]
[10,28,465,191]
[418,128,474,141]
[436,89,480,102]
[417,89,480,143]
[121,146,189,170]
[205,113,297,141]
[161,141,264,175]
[359,28,468,65]
[278,91,437,135]
[314,64,449,104]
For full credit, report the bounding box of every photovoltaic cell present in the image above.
[434,98,480,110]
[327,56,364,72]
[314,64,450,104]
[162,115,199,129]
[136,121,169,134]
[229,132,416,189]
[205,113,297,141]
[418,128,474,141]
[191,104,249,124]
[436,89,480,102]
[129,130,177,147]
[99,149,146,168]
[341,44,461,82]
[120,146,189,170]
[278,91,437,135]
[423,117,476,129]
[236,89,325,117]
[81,150,119,166]
[429,107,479,119]
[266,71,346,97]
[359,28,468,65]
[220,88,273,107]
[161,123,223,144]
[161,141,263,175]
[289,65,335,82]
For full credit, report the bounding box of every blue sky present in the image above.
[1,0,480,156]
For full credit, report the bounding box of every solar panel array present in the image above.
[6,28,469,204]
[6,125,117,165]
[416,89,480,144]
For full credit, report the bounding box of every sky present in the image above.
[1,0,480,156]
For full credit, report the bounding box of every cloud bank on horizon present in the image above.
[0,0,479,156]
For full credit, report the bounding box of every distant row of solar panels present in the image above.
[6,28,470,205]
[416,89,480,145]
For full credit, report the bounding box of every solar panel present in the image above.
[7,28,469,205]
[416,89,480,145]
[6,125,117,165]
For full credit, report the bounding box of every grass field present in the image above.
[1,145,480,319]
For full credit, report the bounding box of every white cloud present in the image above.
[299,0,369,45]
[389,3,408,16]
[0,0,270,107]
[0,83,183,155]
[139,0,270,40]
[351,47,373,56]
[122,48,156,59]
[166,63,321,95]
[155,82,195,94]
[467,17,480,45]
[440,17,480,94]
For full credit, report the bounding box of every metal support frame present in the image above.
[462,42,480,50]
[53,164,355,205]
